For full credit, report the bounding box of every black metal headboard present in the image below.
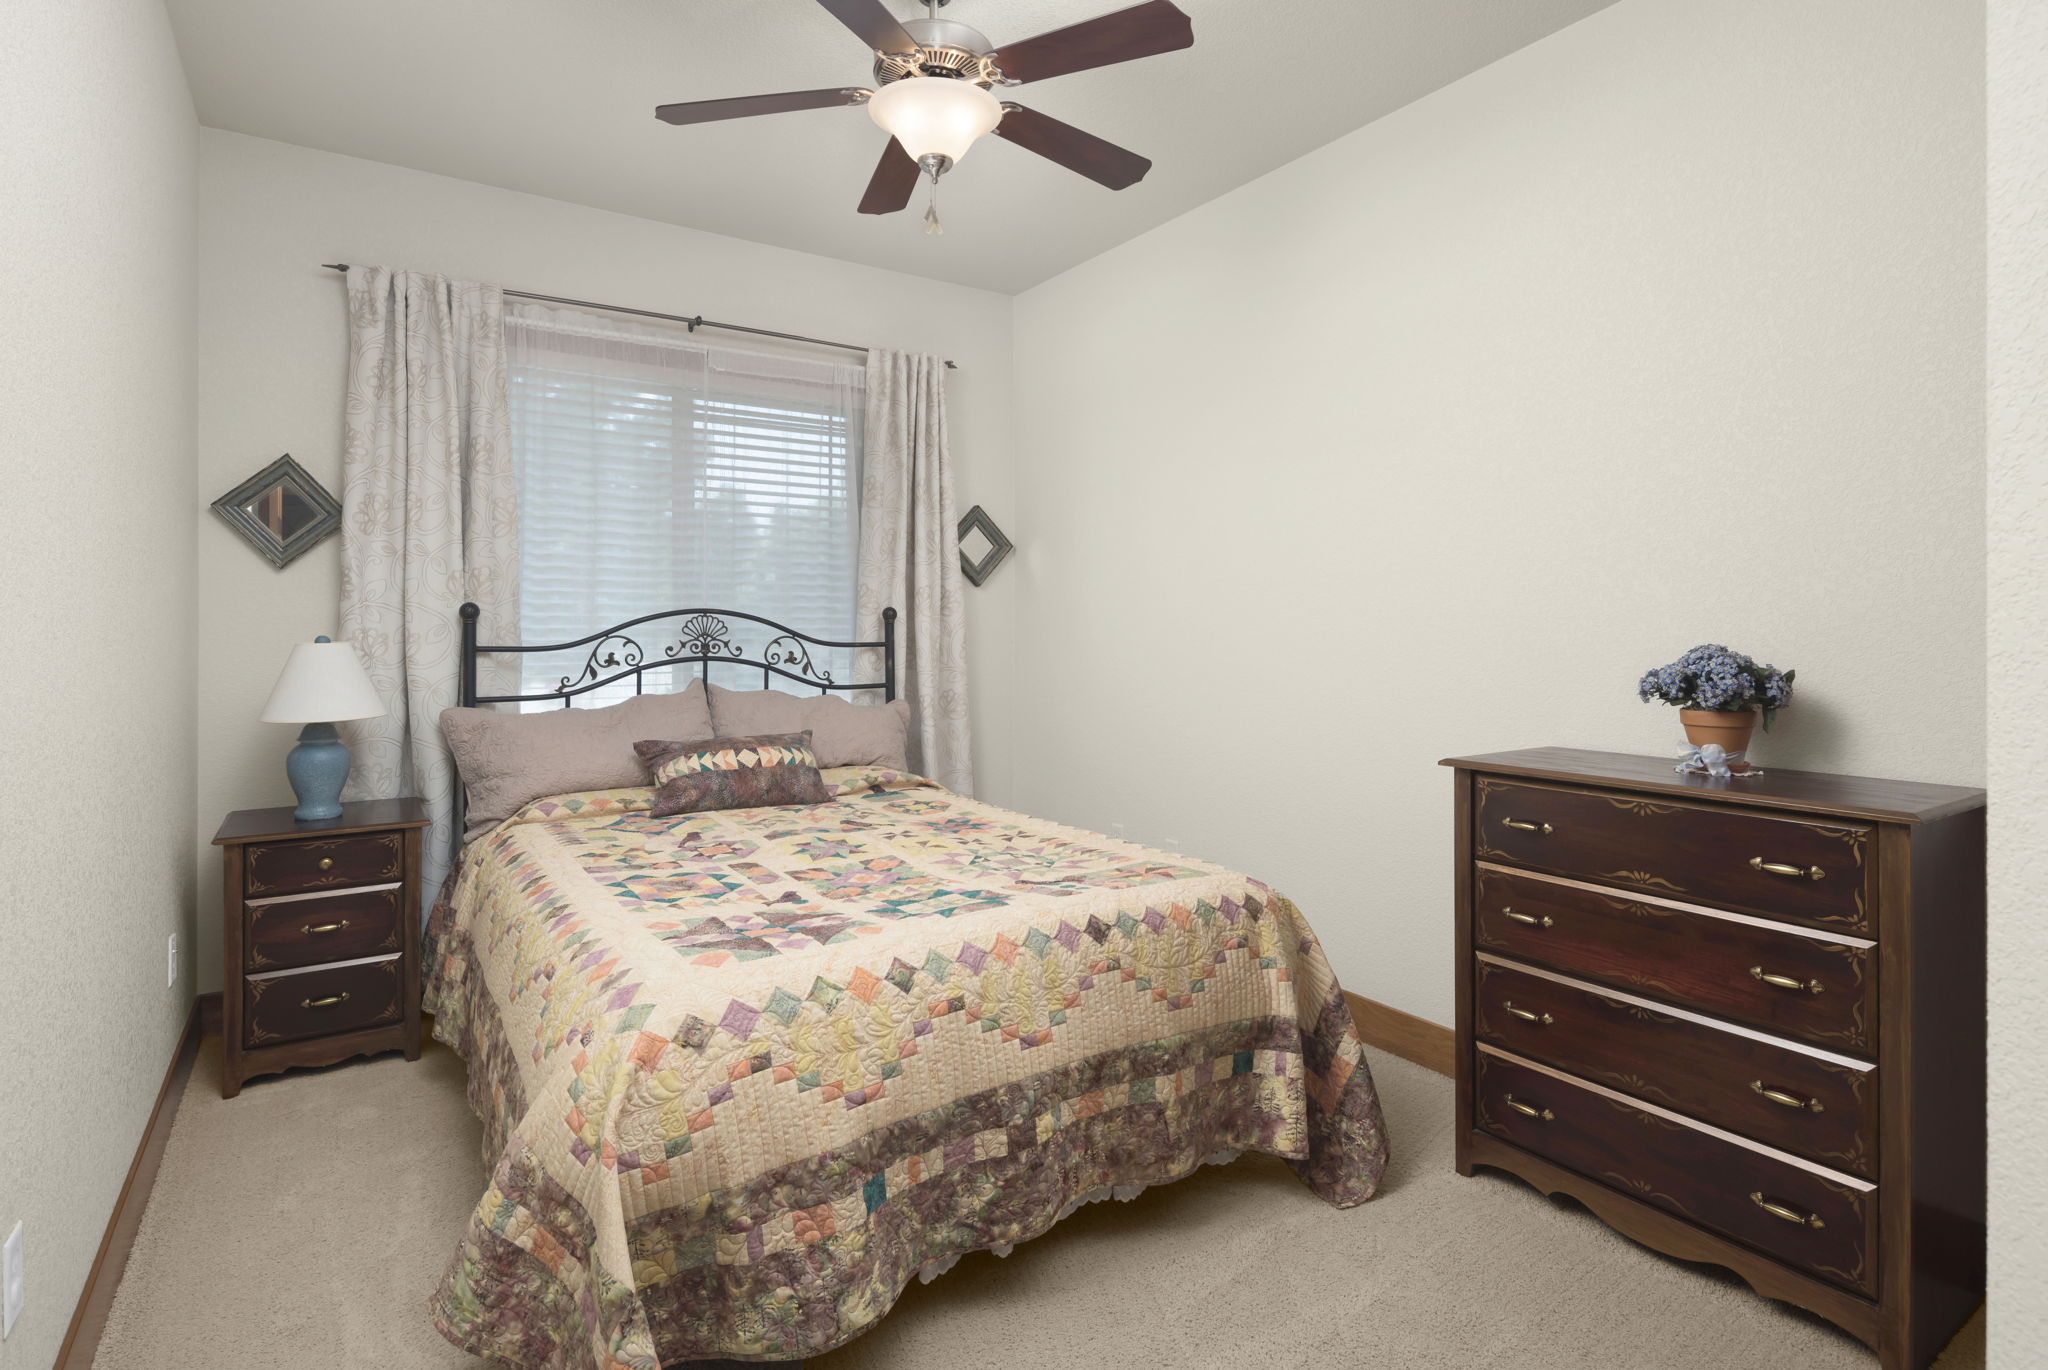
[457,602,896,708]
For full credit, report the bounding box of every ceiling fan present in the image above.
[653,0,1195,232]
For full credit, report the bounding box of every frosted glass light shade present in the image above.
[260,637,385,724]
[867,77,1002,166]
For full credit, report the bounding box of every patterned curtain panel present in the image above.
[338,267,520,914]
[856,350,972,794]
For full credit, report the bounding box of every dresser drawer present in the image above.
[1473,778,1871,934]
[1473,956,1876,1178]
[1473,866,1875,1053]
[244,832,404,896]
[243,956,404,1047]
[245,884,405,972]
[1474,1048,1875,1295]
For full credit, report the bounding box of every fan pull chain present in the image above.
[924,174,943,235]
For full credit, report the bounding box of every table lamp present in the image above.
[260,635,385,821]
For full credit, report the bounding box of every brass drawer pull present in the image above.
[1503,1002,1554,1025]
[1750,966,1825,994]
[1502,908,1554,928]
[1750,1192,1825,1228]
[1501,817,1553,834]
[1750,856,1823,881]
[302,919,351,936]
[317,857,335,871]
[1502,1093,1554,1121]
[301,992,351,1010]
[1751,1081,1824,1112]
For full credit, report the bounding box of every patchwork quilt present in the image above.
[423,768,1388,1368]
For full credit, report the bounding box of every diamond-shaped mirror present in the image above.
[211,454,341,569]
[956,504,1013,587]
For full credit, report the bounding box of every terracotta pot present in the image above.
[1679,708,1758,770]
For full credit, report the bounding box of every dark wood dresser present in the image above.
[212,798,431,1098]
[1441,748,1984,1369]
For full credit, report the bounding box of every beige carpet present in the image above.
[94,1039,1984,1369]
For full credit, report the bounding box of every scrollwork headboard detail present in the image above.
[457,602,896,708]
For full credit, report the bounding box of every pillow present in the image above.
[705,683,912,771]
[440,681,714,839]
[634,731,830,817]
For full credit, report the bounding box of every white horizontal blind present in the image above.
[506,301,864,709]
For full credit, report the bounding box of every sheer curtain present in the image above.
[505,301,865,704]
[338,267,518,911]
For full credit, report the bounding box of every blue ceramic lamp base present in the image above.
[285,721,353,821]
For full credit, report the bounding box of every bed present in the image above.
[423,605,1390,1368]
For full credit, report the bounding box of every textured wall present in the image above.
[0,3,197,1366]
[192,131,1016,992]
[1008,0,1985,1025]
[1987,2,2045,1363]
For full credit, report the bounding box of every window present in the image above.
[506,302,864,706]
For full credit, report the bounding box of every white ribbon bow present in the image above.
[1675,742,1759,778]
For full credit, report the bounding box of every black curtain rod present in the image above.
[320,264,956,370]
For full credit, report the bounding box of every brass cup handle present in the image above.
[1750,856,1823,881]
[1502,909,1555,928]
[1501,817,1553,834]
[302,919,351,936]
[1750,966,1825,994]
[301,992,351,1009]
[1751,1081,1824,1112]
[317,857,335,871]
[1750,1192,1825,1228]
[1501,1093,1554,1121]
[1503,1002,1554,1026]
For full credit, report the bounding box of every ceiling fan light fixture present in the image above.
[866,76,1002,172]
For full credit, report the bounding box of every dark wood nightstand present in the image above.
[212,797,432,1098]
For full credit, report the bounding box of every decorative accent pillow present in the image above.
[635,731,832,817]
[439,682,713,840]
[705,684,912,771]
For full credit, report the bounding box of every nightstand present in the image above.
[212,797,431,1097]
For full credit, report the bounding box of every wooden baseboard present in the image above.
[53,996,205,1370]
[1346,991,1455,1077]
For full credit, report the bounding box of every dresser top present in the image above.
[213,797,431,845]
[1439,746,1984,824]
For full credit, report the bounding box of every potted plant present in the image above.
[1638,644,1794,773]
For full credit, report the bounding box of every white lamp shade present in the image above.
[260,638,385,724]
[867,77,1003,166]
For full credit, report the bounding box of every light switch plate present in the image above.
[168,932,179,988]
[3,1219,23,1338]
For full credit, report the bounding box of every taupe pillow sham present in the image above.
[440,682,714,839]
[705,683,912,771]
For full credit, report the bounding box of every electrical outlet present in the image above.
[3,1220,23,1339]
[1111,822,1127,842]
[167,932,178,988]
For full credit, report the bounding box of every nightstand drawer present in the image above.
[1473,865,1875,1053]
[1475,1048,1875,1295]
[243,956,403,1047]
[1473,956,1876,1178]
[245,831,403,896]
[245,884,405,972]
[1473,778,1872,934]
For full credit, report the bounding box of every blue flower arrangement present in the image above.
[1638,644,1795,732]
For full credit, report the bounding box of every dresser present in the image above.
[1441,748,1984,1369]
[212,798,431,1098]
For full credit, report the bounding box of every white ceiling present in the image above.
[165,0,1617,294]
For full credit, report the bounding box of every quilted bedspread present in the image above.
[423,768,1388,1368]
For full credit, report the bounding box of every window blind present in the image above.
[506,301,865,708]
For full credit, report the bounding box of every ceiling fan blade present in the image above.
[814,0,919,54]
[993,104,1152,190]
[858,138,921,215]
[991,1,1193,84]
[655,87,866,126]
